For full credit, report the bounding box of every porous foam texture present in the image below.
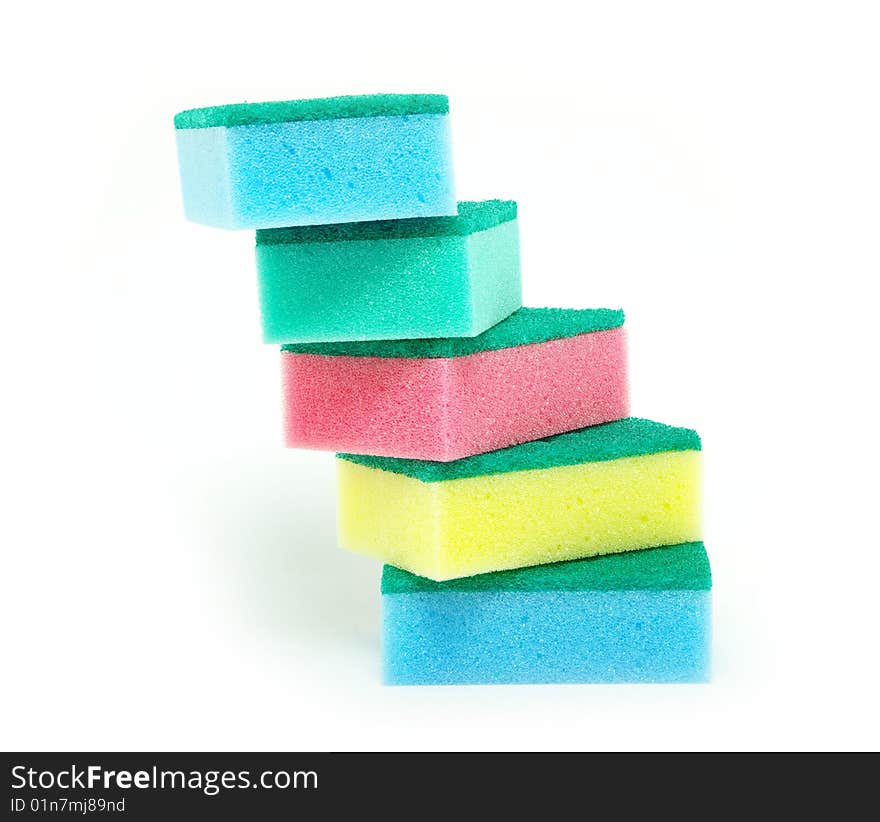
[382,542,712,684]
[174,94,455,229]
[283,308,628,460]
[337,418,702,580]
[256,201,522,343]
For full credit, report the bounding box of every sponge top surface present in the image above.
[382,542,711,593]
[174,93,449,130]
[282,307,624,359]
[258,200,515,248]
[338,417,701,482]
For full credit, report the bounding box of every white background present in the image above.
[2,1,878,751]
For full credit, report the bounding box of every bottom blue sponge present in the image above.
[381,542,712,685]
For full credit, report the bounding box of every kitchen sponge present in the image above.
[337,418,702,580]
[282,307,628,460]
[256,200,521,343]
[174,94,456,229]
[382,542,712,684]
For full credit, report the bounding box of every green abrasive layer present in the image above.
[338,417,701,482]
[281,307,624,359]
[174,94,449,130]
[258,200,516,246]
[381,542,712,594]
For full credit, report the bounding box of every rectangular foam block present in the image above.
[337,417,701,581]
[256,200,521,343]
[174,94,456,229]
[382,542,712,685]
[282,308,628,460]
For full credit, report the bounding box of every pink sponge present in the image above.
[281,308,628,461]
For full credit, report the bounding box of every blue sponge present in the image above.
[381,543,712,685]
[173,94,456,229]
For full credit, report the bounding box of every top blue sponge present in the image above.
[174,94,456,229]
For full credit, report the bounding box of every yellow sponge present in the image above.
[337,418,702,580]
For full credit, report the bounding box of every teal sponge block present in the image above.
[255,200,522,343]
[174,94,456,229]
[382,542,712,685]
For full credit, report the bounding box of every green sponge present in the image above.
[255,200,522,343]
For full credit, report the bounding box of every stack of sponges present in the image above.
[175,93,711,685]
